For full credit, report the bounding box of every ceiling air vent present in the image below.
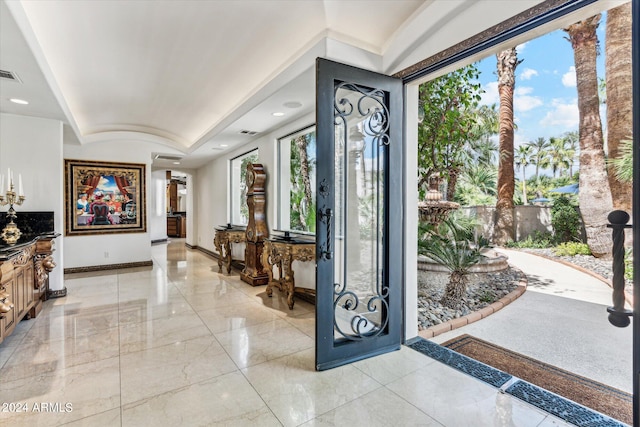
[154,154,183,161]
[0,69,22,83]
[239,130,258,136]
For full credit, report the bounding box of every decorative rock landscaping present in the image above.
[417,266,523,331]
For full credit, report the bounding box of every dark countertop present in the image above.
[214,224,246,232]
[0,232,60,260]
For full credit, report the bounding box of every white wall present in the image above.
[149,169,168,242]
[194,113,316,287]
[0,113,64,291]
[63,140,181,268]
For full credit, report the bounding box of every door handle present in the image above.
[318,207,333,260]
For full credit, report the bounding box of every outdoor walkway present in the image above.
[432,248,633,394]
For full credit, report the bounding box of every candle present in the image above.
[0,174,4,193]
[19,174,23,197]
[7,168,10,191]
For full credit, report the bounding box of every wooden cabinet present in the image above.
[0,269,16,338]
[167,216,178,237]
[0,236,58,345]
[167,215,186,238]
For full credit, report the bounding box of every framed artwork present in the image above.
[65,159,146,236]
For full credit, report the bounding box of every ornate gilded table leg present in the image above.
[263,242,274,297]
[223,239,232,274]
[282,250,295,310]
[214,233,224,273]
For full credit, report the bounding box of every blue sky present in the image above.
[475,18,606,154]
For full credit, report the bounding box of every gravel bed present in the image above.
[417,268,522,330]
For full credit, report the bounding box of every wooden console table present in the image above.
[0,232,59,345]
[263,237,315,309]
[213,225,246,274]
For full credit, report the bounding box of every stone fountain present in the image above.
[417,174,460,226]
[417,174,507,284]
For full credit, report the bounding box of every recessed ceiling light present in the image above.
[283,101,302,109]
[220,144,229,147]
[9,98,28,105]
[272,112,285,117]
[172,161,180,165]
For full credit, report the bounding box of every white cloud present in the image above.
[520,68,538,81]
[539,99,579,128]
[515,96,543,112]
[514,86,542,112]
[480,81,499,105]
[562,66,576,87]
[515,86,533,96]
[482,83,542,112]
[516,42,528,53]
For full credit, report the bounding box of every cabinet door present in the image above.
[15,268,25,318]
[1,279,16,337]
[24,264,34,309]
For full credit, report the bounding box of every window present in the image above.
[277,126,316,234]
[230,149,259,225]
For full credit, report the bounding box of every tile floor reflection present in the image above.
[0,239,573,426]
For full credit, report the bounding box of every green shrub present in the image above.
[551,196,581,243]
[505,231,554,249]
[553,242,591,256]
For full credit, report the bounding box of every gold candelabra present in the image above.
[0,171,26,245]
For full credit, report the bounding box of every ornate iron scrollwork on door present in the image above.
[331,81,391,342]
[334,82,390,148]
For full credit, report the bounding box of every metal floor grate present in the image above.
[408,338,512,388]
[407,338,628,427]
[505,381,627,427]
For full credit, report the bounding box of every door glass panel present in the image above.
[333,83,388,342]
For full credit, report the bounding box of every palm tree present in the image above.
[610,137,633,183]
[455,163,497,206]
[515,145,533,204]
[467,104,500,166]
[294,134,313,229]
[418,219,487,309]
[515,144,533,205]
[605,2,632,212]
[565,15,613,257]
[493,47,522,245]
[548,137,571,178]
[563,131,579,177]
[526,137,550,181]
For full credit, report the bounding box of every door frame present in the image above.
[396,0,638,424]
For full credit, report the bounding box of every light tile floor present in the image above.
[0,240,574,426]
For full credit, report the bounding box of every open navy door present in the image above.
[315,58,403,370]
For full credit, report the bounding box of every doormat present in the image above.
[441,334,632,425]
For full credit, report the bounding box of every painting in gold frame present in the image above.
[65,159,146,236]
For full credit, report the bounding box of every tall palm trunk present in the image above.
[493,47,520,245]
[295,135,312,228]
[605,3,632,212]
[565,15,613,257]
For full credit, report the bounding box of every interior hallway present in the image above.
[0,240,578,426]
